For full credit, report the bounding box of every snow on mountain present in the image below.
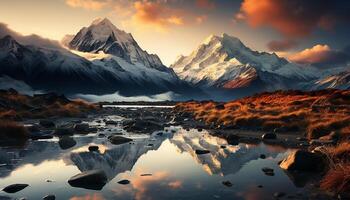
[171,34,319,90]
[313,71,350,90]
[68,18,168,72]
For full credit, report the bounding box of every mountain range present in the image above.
[0,18,348,101]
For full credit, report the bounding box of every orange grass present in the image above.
[175,89,350,139]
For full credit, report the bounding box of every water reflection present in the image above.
[0,126,315,200]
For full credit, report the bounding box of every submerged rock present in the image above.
[222,181,233,187]
[108,136,133,145]
[2,184,29,193]
[195,149,210,155]
[68,170,107,190]
[39,120,55,128]
[88,145,99,152]
[30,130,54,140]
[262,133,277,140]
[117,179,130,185]
[58,136,77,150]
[74,123,90,133]
[43,194,55,200]
[279,150,325,171]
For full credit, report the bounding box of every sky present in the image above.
[1,0,350,67]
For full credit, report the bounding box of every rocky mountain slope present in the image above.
[171,34,348,98]
[0,19,198,98]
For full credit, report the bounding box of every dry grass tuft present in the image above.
[0,120,29,139]
[175,89,350,139]
[320,163,350,193]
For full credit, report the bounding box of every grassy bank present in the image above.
[0,89,98,120]
[175,89,350,140]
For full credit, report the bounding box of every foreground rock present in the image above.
[279,150,326,171]
[2,184,29,193]
[108,136,133,145]
[68,170,107,190]
[58,136,77,150]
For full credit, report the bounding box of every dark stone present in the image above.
[195,149,210,155]
[215,104,225,110]
[279,150,326,171]
[98,133,106,138]
[39,120,55,128]
[43,195,55,200]
[262,132,277,140]
[30,130,54,140]
[108,136,133,145]
[225,134,240,145]
[220,145,226,149]
[274,192,286,198]
[88,145,99,152]
[54,127,74,136]
[68,170,107,190]
[140,174,152,176]
[74,123,90,133]
[260,154,266,159]
[262,167,275,176]
[2,184,29,193]
[105,120,118,125]
[58,136,77,150]
[117,179,130,185]
[222,181,233,187]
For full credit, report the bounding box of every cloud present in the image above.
[267,39,297,52]
[132,1,185,31]
[236,0,350,37]
[65,0,109,10]
[288,44,350,68]
[0,23,61,49]
[196,0,215,10]
[195,15,207,24]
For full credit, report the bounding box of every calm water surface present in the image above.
[0,114,312,200]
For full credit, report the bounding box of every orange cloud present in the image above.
[289,45,333,64]
[236,0,349,37]
[65,0,109,10]
[267,39,297,52]
[168,180,182,189]
[196,15,207,24]
[132,1,185,31]
[196,0,215,9]
[70,193,105,200]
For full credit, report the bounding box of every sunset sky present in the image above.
[1,0,350,66]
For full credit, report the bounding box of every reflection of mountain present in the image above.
[169,131,280,176]
[70,137,164,180]
[0,137,93,178]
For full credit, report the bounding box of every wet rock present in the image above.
[30,130,54,140]
[74,123,90,133]
[68,170,107,190]
[222,181,233,187]
[88,146,99,152]
[105,120,118,125]
[262,167,275,176]
[197,128,203,132]
[140,174,152,176]
[2,184,29,193]
[58,136,77,150]
[274,192,286,198]
[262,132,277,140]
[39,120,55,128]
[296,137,307,141]
[124,119,163,133]
[43,194,55,200]
[54,127,74,136]
[225,134,240,145]
[279,150,325,171]
[98,133,106,138]
[220,145,226,149]
[195,149,210,155]
[108,136,133,145]
[260,154,266,159]
[117,179,130,185]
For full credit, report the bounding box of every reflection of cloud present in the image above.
[236,185,265,200]
[168,180,182,189]
[196,15,207,24]
[65,0,109,10]
[236,0,350,37]
[196,0,215,9]
[70,193,105,200]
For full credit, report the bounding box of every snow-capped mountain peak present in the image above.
[67,18,167,71]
